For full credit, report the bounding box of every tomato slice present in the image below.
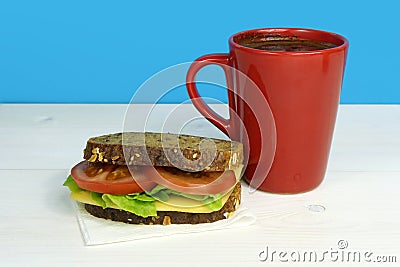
[70,161,157,195]
[133,166,237,195]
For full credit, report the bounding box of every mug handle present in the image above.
[186,54,234,136]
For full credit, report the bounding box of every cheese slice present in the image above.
[70,187,233,213]
[70,164,243,214]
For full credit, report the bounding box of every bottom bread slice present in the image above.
[84,182,241,225]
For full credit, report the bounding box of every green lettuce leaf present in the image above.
[146,185,224,211]
[126,193,155,202]
[146,185,170,202]
[91,192,107,208]
[102,194,157,217]
[152,190,170,202]
[203,196,223,211]
[147,185,168,195]
[63,175,82,193]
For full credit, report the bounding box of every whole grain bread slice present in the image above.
[84,182,241,225]
[83,132,243,172]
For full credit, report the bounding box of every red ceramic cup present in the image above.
[186,28,348,193]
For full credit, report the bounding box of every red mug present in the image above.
[186,28,348,193]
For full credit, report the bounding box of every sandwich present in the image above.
[63,132,244,225]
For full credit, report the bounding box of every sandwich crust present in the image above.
[84,182,241,225]
[83,132,244,172]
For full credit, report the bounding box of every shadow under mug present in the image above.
[186,28,349,193]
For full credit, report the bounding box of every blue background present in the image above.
[1,0,399,104]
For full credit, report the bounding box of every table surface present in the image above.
[1,104,399,267]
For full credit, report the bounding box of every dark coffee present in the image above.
[237,34,337,52]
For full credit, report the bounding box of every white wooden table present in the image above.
[1,104,399,267]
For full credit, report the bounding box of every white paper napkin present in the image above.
[72,201,256,246]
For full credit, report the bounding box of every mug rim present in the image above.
[229,28,349,55]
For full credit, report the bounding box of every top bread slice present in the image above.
[83,132,243,172]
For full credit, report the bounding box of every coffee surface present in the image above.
[237,35,337,52]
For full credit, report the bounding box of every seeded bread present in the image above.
[84,182,241,225]
[83,132,243,172]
